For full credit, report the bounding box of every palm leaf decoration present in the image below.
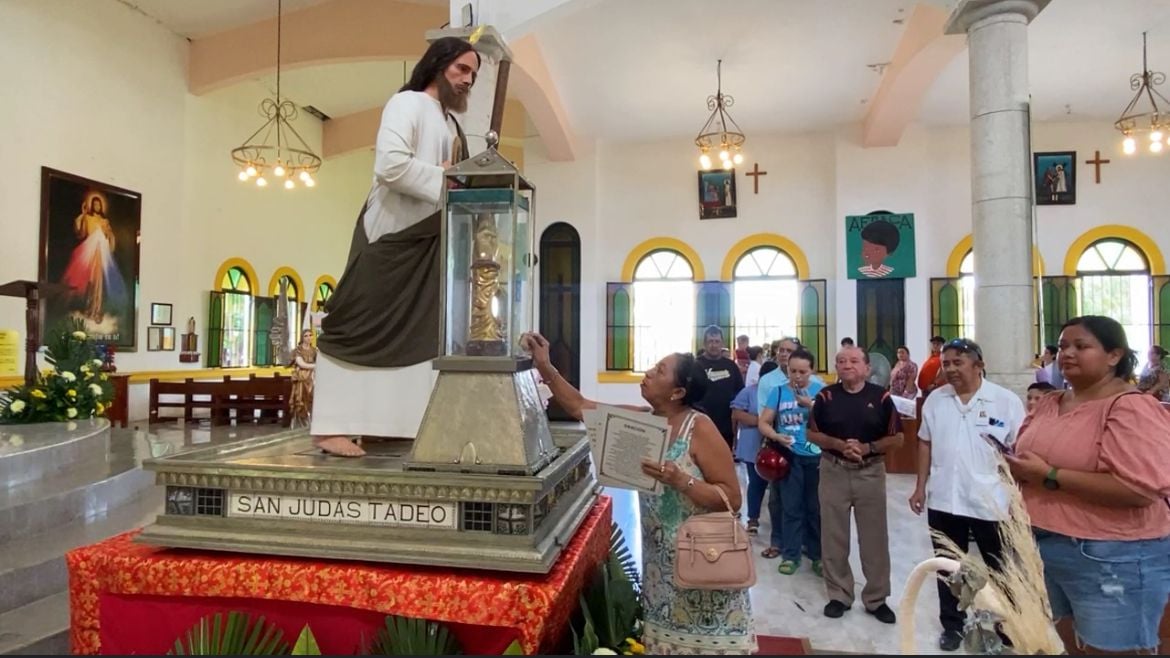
[168,611,289,655]
[291,625,321,655]
[369,615,461,655]
[607,522,640,589]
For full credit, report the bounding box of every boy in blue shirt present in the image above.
[759,348,825,575]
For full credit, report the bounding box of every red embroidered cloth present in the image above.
[66,496,611,655]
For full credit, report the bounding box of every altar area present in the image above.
[66,496,611,655]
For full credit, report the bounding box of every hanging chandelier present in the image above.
[231,0,321,188]
[694,60,746,170]
[1115,32,1168,155]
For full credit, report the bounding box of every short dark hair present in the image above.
[896,345,910,353]
[840,337,855,347]
[1153,345,1168,359]
[1045,344,1059,356]
[860,220,900,254]
[1028,382,1056,392]
[736,334,750,343]
[759,361,780,378]
[400,37,481,93]
[930,335,946,344]
[1061,315,1138,380]
[747,346,763,360]
[703,324,724,340]
[788,348,816,370]
[670,352,709,409]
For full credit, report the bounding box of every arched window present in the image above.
[732,246,799,346]
[314,281,334,312]
[278,274,301,353]
[216,266,254,368]
[1076,239,1151,355]
[958,250,975,338]
[632,250,695,372]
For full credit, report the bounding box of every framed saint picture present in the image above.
[39,168,141,350]
[1033,151,1076,205]
[697,169,737,219]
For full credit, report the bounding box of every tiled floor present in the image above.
[608,468,971,655]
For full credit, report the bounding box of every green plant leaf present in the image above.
[370,615,461,656]
[291,626,320,655]
[167,611,290,655]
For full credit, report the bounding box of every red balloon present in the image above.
[755,445,790,482]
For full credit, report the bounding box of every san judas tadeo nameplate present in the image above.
[228,493,457,530]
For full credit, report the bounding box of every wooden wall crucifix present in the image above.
[1085,150,1111,184]
[745,163,767,194]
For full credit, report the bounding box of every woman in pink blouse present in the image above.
[889,345,918,398]
[1009,316,1170,654]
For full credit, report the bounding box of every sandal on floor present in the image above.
[811,560,823,577]
[746,520,759,535]
[760,547,781,559]
[778,560,799,575]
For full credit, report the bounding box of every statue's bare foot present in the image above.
[312,436,366,457]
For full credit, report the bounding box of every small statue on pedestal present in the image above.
[289,328,316,428]
[180,316,200,363]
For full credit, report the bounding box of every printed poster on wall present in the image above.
[845,213,917,280]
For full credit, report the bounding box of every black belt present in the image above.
[823,453,885,470]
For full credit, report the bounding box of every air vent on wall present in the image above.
[303,105,331,121]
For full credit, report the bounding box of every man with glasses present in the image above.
[908,338,1025,651]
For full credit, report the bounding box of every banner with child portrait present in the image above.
[845,213,916,280]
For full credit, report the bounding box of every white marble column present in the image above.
[945,0,1050,391]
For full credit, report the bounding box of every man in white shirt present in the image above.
[311,38,480,456]
[909,338,1025,651]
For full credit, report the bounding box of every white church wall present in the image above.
[0,0,371,418]
[527,119,1170,400]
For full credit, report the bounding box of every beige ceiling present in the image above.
[123,0,1170,142]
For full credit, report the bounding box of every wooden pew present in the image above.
[149,374,291,426]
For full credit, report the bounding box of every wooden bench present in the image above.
[148,374,291,426]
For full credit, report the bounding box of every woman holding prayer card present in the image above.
[522,332,755,655]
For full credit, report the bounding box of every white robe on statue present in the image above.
[311,91,456,439]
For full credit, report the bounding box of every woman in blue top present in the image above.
[758,348,825,576]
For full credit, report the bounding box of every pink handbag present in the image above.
[673,486,756,590]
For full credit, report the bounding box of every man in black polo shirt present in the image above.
[695,324,744,451]
[808,346,903,623]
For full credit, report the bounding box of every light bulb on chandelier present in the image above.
[299,171,311,182]
[229,0,321,188]
[1152,130,1165,143]
[304,176,316,188]
[694,60,747,170]
[1114,32,1167,157]
[238,171,249,182]
[1123,136,1137,154]
[1152,140,1164,153]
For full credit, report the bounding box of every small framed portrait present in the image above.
[697,169,737,220]
[1034,151,1076,205]
[147,326,176,351]
[150,302,173,326]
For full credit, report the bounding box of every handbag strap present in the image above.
[712,483,736,516]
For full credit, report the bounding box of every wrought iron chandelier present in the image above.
[231,0,322,188]
[1115,32,1168,155]
[694,60,746,170]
